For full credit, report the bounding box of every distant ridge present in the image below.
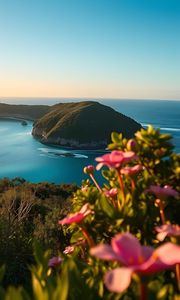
[0,103,50,120]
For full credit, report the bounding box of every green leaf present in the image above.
[52,266,69,300]
[70,230,83,243]
[160,133,172,140]
[111,132,120,143]
[107,143,117,150]
[99,195,116,218]
[5,287,24,300]
[32,274,48,300]
[33,240,45,265]
[0,265,5,283]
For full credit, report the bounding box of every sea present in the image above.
[0,98,179,185]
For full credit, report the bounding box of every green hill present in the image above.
[32,101,141,149]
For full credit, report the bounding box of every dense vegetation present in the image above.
[0,178,77,289]
[32,101,141,148]
[0,126,179,299]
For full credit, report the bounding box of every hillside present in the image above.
[0,103,50,120]
[32,101,141,149]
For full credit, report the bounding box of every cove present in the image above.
[0,119,103,185]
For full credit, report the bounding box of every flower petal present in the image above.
[137,256,168,274]
[58,203,91,225]
[95,151,136,170]
[111,233,142,266]
[155,224,180,241]
[146,185,178,198]
[154,242,180,266]
[95,153,110,162]
[105,267,133,293]
[58,213,84,225]
[96,162,106,171]
[90,244,120,261]
[141,246,154,261]
[156,232,168,242]
[120,164,143,176]
[80,203,91,215]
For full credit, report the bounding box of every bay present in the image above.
[0,99,179,184]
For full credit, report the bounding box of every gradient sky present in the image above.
[0,0,179,99]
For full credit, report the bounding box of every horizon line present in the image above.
[0,96,180,102]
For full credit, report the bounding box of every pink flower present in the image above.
[48,256,63,267]
[146,185,178,199]
[63,246,75,254]
[104,188,118,198]
[96,151,137,170]
[58,203,92,225]
[156,224,180,241]
[90,232,180,293]
[120,164,143,176]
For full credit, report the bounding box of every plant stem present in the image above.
[117,171,125,207]
[81,227,94,247]
[111,198,117,209]
[139,281,147,300]
[89,174,102,192]
[131,178,136,191]
[156,199,166,224]
[176,264,180,291]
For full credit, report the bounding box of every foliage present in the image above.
[0,180,77,288]
[0,126,180,299]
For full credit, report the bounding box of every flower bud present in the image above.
[48,256,63,267]
[83,165,95,175]
[104,188,118,198]
[63,246,75,255]
[127,139,136,151]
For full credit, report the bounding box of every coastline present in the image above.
[0,117,107,151]
[37,140,108,151]
[0,115,34,122]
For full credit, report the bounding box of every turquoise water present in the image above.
[0,99,179,184]
[0,119,104,184]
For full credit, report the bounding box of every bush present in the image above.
[0,126,180,299]
[0,181,76,289]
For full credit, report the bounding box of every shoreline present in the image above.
[33,137,108,151]
[0,117,107,151]
[0,115,34,122]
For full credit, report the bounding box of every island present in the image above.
[0,101,141,149]
[32,101,141,149]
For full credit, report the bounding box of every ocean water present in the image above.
[0,99,179,184]
[101,99,180,153]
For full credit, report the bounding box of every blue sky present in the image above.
[0,0,179,99]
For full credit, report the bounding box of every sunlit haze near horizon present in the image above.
[0,0,179,100]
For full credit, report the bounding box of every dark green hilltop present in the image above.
[0,101,141,149]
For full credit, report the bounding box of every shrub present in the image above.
[0,126,180,299]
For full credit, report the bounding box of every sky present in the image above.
[0,0,179,100]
